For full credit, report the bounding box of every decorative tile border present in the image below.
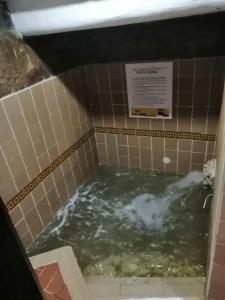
[7,128,94,211]
[7,125,216,211]
[95,127,216,141]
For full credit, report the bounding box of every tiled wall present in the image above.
[207,87,225,300]
[86,57,225,174]
[0,67,98,247]
[1,56,224,249]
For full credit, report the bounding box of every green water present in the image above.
[28,166,210,277]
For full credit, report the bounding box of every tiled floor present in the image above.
[35,262,72,300]
[86,277,205,300]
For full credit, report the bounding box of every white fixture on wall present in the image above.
[8,0,225,36]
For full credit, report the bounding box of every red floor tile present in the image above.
[35,262,72,300]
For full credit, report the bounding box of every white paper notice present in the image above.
[126,62,173,119]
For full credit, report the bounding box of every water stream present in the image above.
[28,166,210,277]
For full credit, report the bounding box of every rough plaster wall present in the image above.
[0,30,50,98]
[0,5,50,98]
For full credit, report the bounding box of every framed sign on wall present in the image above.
[126,62,173,119]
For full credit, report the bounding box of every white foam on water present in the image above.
[50,171,203,235]
[50,180,101,234]
[50,191,79,234]
[114,171,203,231]
[115,172,130,177]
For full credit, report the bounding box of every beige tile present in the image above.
[165,138,178,150]
[116,134,127,146]
[0,182,18,204]
[165,161,177,174]
[15,219,29,238]
[3,94,21,117]
[44,129,56,150]
[21,230,33,248]
[192,152,205,165]
[127,135,139,147]
[178,107,192,132]
[9,205,23,225]
[140,136,151,148]
[14,170,30,190]
[97,143,107,154]
[128,146,139,157]
[0,150,14,186]
[165,149,177,162]
[95,133,105,144]
[153,159,164,173]
[8,155,26,178]
[108,154,119,167]
[138,118,151,130]
[20,194,34,214]
[42,79,58,115]
[32,184,45,204]
[118,145,128,156]
[31,84,46,106]
[192,140,207,153]
[36,196,53,225]
[192,106,207,132]
[179,139,192,152]
[18,89,39,126]
[178,151,191,175]
[118,155,129,168]
[47,187,62,214]
[1,137,19,162]
[207,141,216,155]
[0,100,14,142]
[25,207,43,238]
[38,153,50,170]
[8,113,29,140]
[98,154,108,165]
[0,118,13,144]
[151,118,163,130]
[26,160,40,179]
[49,144,59,162]
[43,175,55,193]
[152,138,164,161]
[129,156,140,168]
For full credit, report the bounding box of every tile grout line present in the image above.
[41,82,66,209]
[16,93,53,223]
[122,64,130,169]
[137,118,142,170]
[107,64,119,168]
[190,59,196,172]
[95,64,109,166]
[204,60,213,162]
[60,76,78,189]
[51,79,71,199]
[83,66,98,170]
[2,99,37,239]
[30,84,67,208]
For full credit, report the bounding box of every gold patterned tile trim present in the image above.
[95,127,216,141]
[7,128,94,211]
[7,126,215,211]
